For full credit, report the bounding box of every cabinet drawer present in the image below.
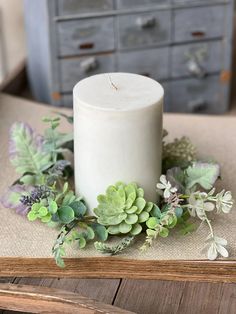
[57,0,114,16]
[117,47,169,81]
[60,54,115,92]
[57,17,115,56]
[116,0,169,9]
[118,11,171,50]
[169,76,226,114]
[174,6,225,43]
[171,41,223,79]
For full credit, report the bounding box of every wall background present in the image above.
[0,0,26,82]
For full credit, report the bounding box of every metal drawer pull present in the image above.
[136,16,156,29]
[79,42,94,50]
[187,59,206,78]
[188,99,207,112]
[191,31,206,38]
[80,57,99,73]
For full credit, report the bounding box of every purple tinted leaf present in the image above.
[9,122,51,174]
[9,122,44,160]
[1,184,32,215]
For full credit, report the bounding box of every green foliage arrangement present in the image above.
[1,116,234,267]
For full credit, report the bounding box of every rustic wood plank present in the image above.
[13,277,121,304]
[0,283,134,314]
[0,279,15,314]
[114,280,236,314]
[175,282,224,314]
[0,258,236,283]
[217,283,236,314]
[113,279,186,314]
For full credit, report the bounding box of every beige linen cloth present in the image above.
[0,93,235,260]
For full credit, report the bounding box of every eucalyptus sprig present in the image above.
[52,216,108,267]
[149,162,234,260]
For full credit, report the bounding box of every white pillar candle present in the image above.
[73,73,163,212]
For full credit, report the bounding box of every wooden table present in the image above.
[1,93,236,314]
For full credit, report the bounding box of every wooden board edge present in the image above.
[0,257,236,283]
[0,283,134,314]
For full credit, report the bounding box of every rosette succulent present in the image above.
[93,182,154,235]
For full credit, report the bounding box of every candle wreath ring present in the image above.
[1,114,234,267]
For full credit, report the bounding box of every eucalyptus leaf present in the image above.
[150,204,162,218]
[92,224,108,241]
[175,207,183,218]
[70,201,87,217]
[58,205,75,223]
[86,226,95,240]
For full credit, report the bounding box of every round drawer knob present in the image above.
[188,99,208,113]
[80,57,99,73]
[136,16,156,29]
[187,59,206,78]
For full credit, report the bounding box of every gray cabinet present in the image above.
[170,76,225,114]
[173,5,225,43]
[118,11,171,50]
[171,41,223,78]
[117,48,169,81]
[57,0,114,15]
[24,0,234,113]
[60,54,115,91]
[57,18,115,56]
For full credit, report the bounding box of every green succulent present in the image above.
[93,182,154,236]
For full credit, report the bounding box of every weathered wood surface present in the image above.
[13,277,121,304]
[114,280,236,314]
[0,283,133,314]
[1,258,236,283]
[1,279,236,314]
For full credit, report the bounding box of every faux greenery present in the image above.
[94,182,154,236]
[1,116,234,267]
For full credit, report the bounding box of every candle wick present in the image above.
[108,74,118,90]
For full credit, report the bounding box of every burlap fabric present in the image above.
[0,93,235,260]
